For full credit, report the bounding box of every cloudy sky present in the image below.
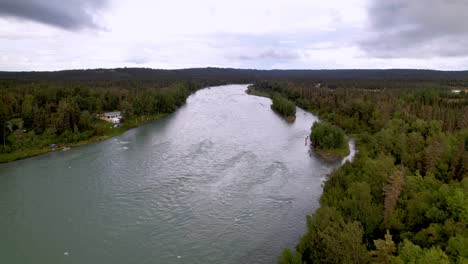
[0,0,467,71]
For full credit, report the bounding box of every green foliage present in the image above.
[446,235,468,263]
[372,230,396,264]
[309,121,349,159]
[278,249,303,264]
[297,206,370,264]
[271,94,296,120]
[310,122,346,149]
[393,240,450,264]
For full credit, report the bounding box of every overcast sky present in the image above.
[0,0,467,71]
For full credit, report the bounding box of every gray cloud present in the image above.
[207,31,354,62]
[361,0,468,58]
[0,0,107,30]
[236,49,301,61]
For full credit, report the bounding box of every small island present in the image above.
[271,94,296,122]
[309,122,349,161]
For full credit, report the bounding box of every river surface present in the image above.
[0,84,352,264]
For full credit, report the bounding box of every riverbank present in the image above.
[309,122,350,162]
[248,86,296,122]
[246,84,356,162]
[247,87,350,161]
[271,107,296,123]
[312,143,350,162]
[245,85,270,98]
[0,113,167,163]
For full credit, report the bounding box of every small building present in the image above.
[99,111,121,123]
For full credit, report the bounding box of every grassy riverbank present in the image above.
[0,113,167,163]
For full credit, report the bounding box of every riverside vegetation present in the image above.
[0,79,222,162]
[271,95,296,122]
[250,80,467,263]
[310,122,349,161]
[247,85,296,122]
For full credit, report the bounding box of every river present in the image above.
[0,84,353,264]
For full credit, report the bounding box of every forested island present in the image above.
[1,68,467,263]
[271,95,296,122]
[310,122,349,161]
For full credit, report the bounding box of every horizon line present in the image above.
[1,66,468,73]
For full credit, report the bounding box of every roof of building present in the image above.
[104,111,121,116]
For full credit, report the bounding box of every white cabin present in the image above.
[100,111,121,123]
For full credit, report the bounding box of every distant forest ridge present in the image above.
[1,68,468,81]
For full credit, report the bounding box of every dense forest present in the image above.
[250,80,468,263]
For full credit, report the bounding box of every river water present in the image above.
[0,84,351,264]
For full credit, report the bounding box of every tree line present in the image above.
[3,68,468,81]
